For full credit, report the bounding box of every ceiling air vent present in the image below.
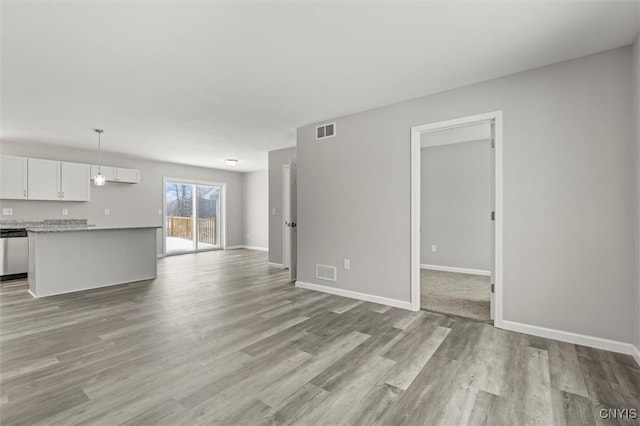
[316,122,336,140]
[316,264,337,282]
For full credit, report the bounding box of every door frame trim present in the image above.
[162,177,228,255]
[410,111,504,327]
[282,164,291,269]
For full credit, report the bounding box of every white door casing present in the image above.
[410,111,503,328]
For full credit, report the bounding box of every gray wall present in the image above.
[268,147,296,265]
[633,33,640,350]
[297,46,635,343]
[242,170,268,249]
[421,140,491,271]
[0,140,245,253]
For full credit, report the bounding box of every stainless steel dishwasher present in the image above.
[0,228,28,281]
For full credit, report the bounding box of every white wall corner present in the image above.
[295,281,412,310]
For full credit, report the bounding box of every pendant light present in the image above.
[93,129,106,186]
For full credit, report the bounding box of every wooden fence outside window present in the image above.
[168,216,216,245]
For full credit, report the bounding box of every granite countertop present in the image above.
[28,226,161,233]
[1,219,160,233]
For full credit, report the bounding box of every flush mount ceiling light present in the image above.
[225,159,238,166]
[93,129,106,186]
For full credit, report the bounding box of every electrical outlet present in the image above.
[1,208,13,216]
[343,259,350,269]
[61,208,68,216]
[431,245,437,252]
[104,208,110,216]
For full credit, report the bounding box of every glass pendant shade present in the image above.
[94,173,106,186]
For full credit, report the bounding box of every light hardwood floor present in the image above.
[1,249,639,425]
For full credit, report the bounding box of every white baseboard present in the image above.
[498,319,638,358]
[243,246,268,251]
[268,262,285,269]
[227,245,268,251]
[27,290,36,298]
[421,264,490,277]
[295,281,412,310]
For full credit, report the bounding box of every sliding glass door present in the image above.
[165,180,223,254]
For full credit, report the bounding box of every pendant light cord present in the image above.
[94,129,103,173]
[98,131,102,173]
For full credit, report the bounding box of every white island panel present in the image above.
[28,227,158,297]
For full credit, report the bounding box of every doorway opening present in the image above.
[163,178,226,255]
[410,111,503,325]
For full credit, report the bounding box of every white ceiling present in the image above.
[1,1,638,172]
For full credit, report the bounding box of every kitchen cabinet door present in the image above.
[115,168,140,183]
[0,156,28,199]
[90,165,117,182]
[61,162,90,201]
[28,158,60,200]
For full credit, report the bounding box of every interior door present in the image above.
[490,122,496,320]
[288,158,297,282]
[283,165,291,270]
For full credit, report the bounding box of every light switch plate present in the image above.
[62,208,69,216]
[431,245,437,252]
[272,208,276,215]
[2,208,13,216]
[104,208,110,216]
[344,259,351,269]
[157,209,162,216]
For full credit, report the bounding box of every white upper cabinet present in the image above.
[90,165,139,183]
[115,168,139,183]
[27,159,90,201]
[90,165,117,181]
[2,155,137,201]
[28,158,61,200]
[60,162,90,201]
[0,156,28,199]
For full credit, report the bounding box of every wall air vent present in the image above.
[316,264,337,282]
[316,122,336,140]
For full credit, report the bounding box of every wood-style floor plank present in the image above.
[1,249,639,425]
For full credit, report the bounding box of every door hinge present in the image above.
[491,139,495,148]
[491,211,495,221]
[491,284,495,293]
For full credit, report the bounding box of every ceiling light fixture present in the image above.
[93,129,106,186]
[225,159,238,166]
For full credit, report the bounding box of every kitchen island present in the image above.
[28,226,160,297]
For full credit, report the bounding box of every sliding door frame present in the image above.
[162,177,227,256]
